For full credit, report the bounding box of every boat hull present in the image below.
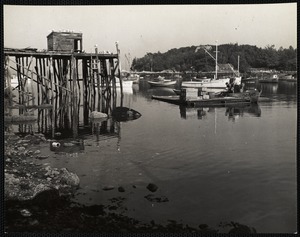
[182,77,241,89]
[152,89,261,107]
[148,80,176,87]
[259,74,279,83]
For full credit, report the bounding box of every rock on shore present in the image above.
[4,132,80,202]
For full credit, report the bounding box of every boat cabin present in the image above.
[47,31,83,52]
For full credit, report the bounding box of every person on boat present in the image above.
[233,83,241,93]
[226,82,234,93]
[240,83,245,92]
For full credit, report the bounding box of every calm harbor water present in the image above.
[14,78,297,233]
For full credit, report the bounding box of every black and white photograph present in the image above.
[3,2,297,234]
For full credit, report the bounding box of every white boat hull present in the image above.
[182,77,241,89]
[148,80,176,87]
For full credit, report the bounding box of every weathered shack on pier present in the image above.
[4,32,123,138]
[47,31,83,52]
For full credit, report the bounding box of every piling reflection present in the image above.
[91,118,120,144]
[89,106,141,150]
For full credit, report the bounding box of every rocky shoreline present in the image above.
[5,132,80,202]
[4,132,257,233]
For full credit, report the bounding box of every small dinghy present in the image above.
[112,107,142,122]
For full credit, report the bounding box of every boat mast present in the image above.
[215,40,218,80]
[237,55,240,77]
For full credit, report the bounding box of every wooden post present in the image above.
[53,59,59,127]
[115,42,123,98]
[50,56,55,138]
[76,58,81,118]
[5,56,13,116]
[35,58,41,129]
[82,58,89,125]
[28,56,35,106]
[95,47,101,112]
[71,55,78,138]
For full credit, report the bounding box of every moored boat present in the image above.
[259,74,279,83]
[148,76,176,87]
[182,42,241,90]
[148,80,176,87]
[281,74,297,82]
[152,88,261,107]
[241,76,258,82]
[182,77,241,91]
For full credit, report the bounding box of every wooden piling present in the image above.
[71,55,78,138]
[5,56,12,116]
[5,47,121,136]
[82,58,89,125]
[50,56,55,138]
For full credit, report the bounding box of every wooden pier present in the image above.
[4,43,123,138]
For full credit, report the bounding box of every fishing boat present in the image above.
[259,74,279,83]
[152,88,261,107]
[182,42,241,90]
[152,90,261,107]
[182,77,241,91]
[124,53,140,84]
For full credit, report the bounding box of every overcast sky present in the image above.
[4,4,297,69]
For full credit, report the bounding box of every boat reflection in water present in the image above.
[179,105,209,119]
[259,83,278,94]
[179,103,261,120]
[225,104,261,122]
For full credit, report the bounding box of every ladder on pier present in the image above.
[90,55,102,85]
[90,54,102,112]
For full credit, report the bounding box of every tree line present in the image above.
[131,44,297,73]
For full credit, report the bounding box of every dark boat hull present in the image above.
[152,90,261,107]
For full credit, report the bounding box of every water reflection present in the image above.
[179,104,261,121]
[179,106,208,119]
[225,104,261,122]
[260,83,278,94]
